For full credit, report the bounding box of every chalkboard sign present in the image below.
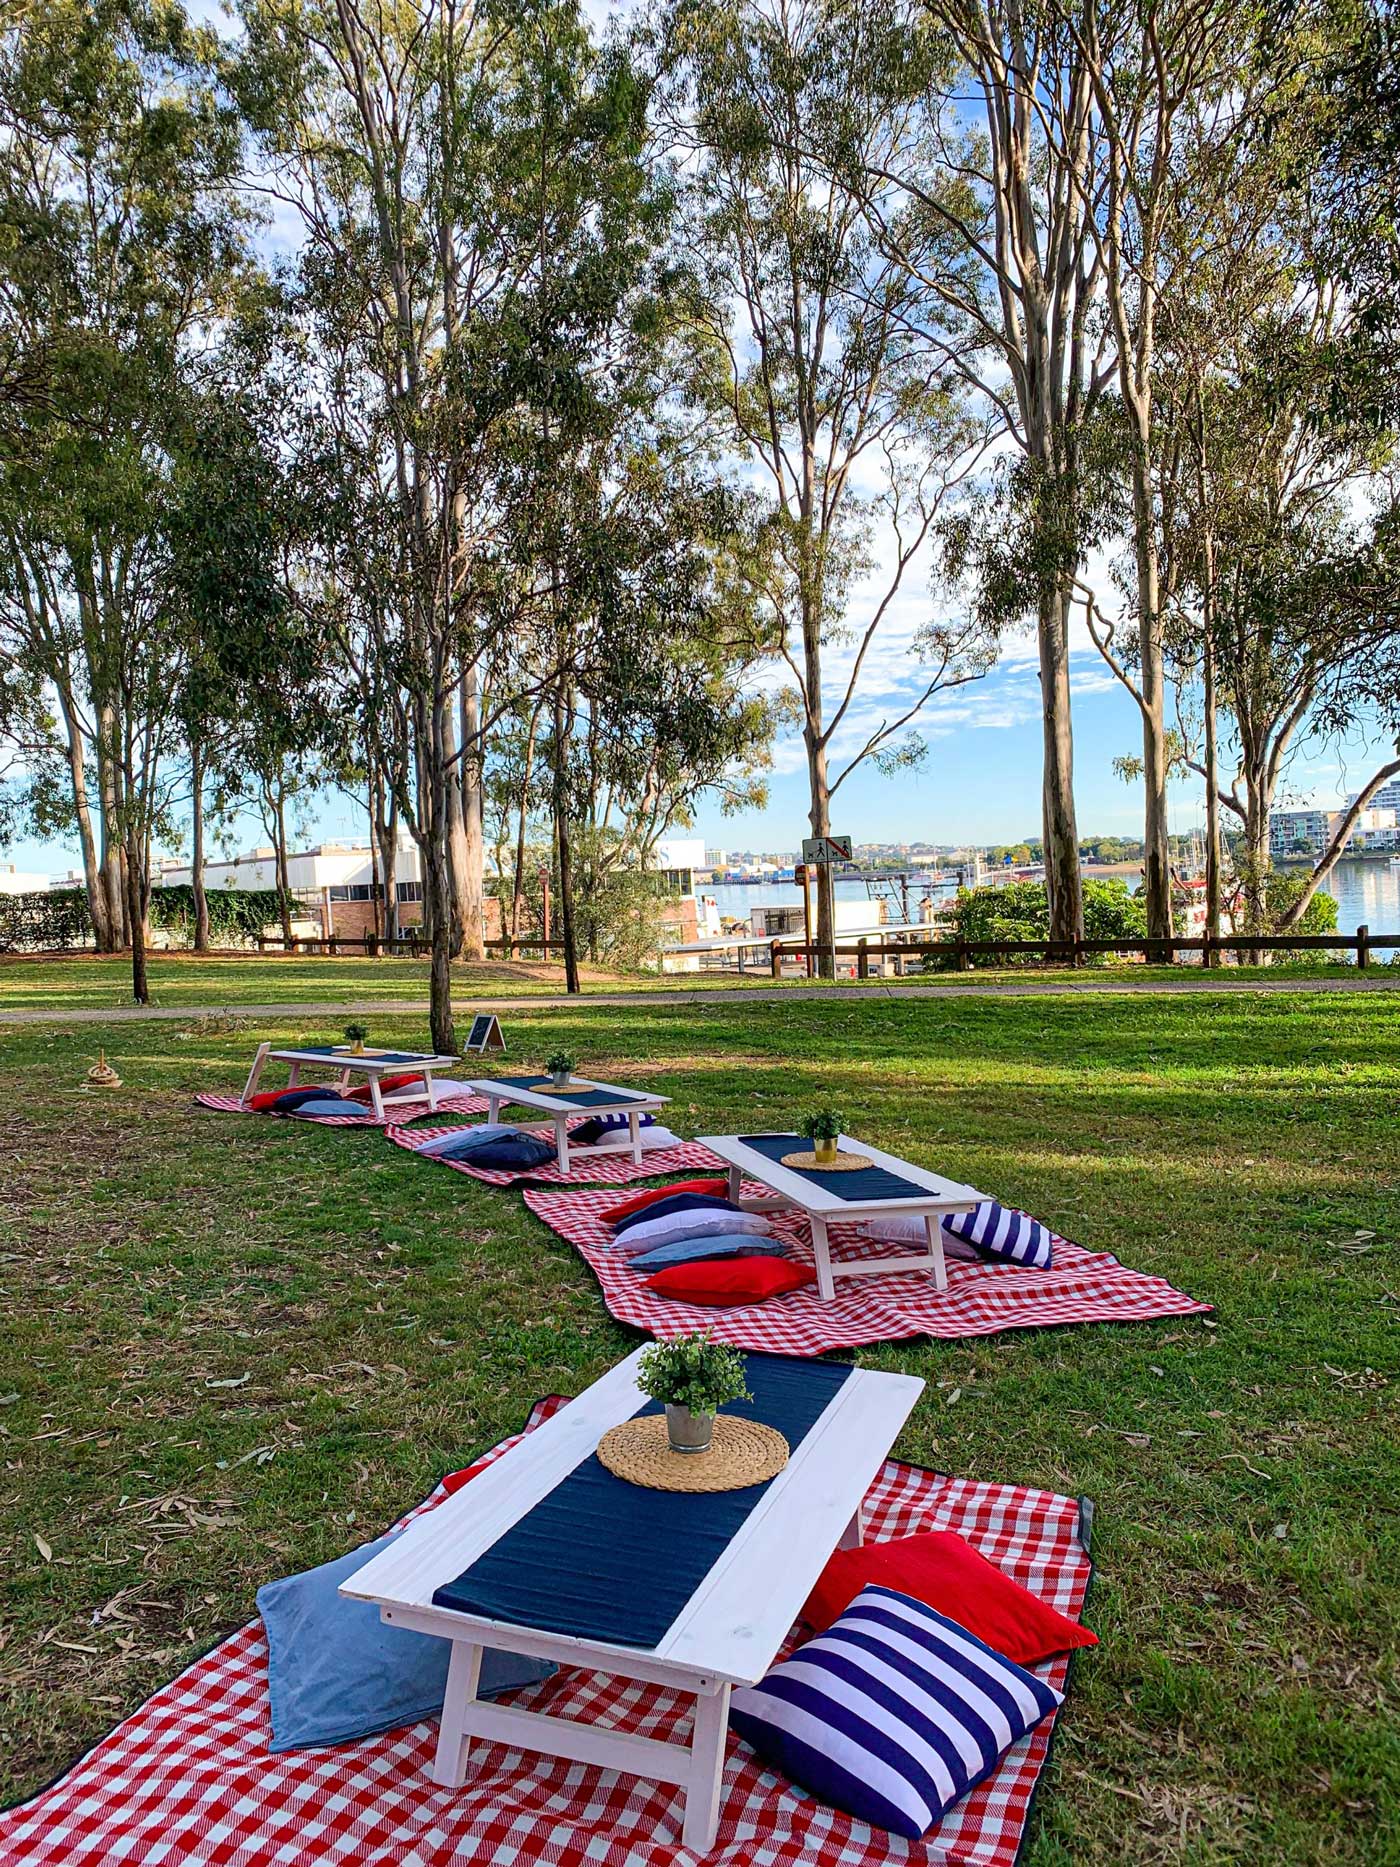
[463,1013,506,1055]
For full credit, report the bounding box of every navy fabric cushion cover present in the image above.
[611,1192,739,1235]
[258,1532,556,1753]
[270,1087,353,1113]
[288,1098,363,1120]
[435,1128,557,1169]
[571,1111,658,1146]
[943,1200,1054,1270]
[729,1584,1063,1839]
[627,1233,791,1273]
[416,1123,518,1157]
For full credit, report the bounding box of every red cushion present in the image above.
[643,1257,816,1307]
[346,1072,425,1105]
[801,1530,1099,1666]
[247,1088,309,1111]
[600,1179,730,1223]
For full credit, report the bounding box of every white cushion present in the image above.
[637,1125,686,1149]
[608,1209,774,1255]
[864,1215,980,1262]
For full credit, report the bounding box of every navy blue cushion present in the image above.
[272,1088,353,1113]
[435,1129,557,1170]
[943,1201,1054,1270]
[627,1233,791,1273]
[571,1111,658,1146]
[258,1531,556,1753]
[288,1098,363,1120]
[611,1191,739,1235]
[729,1584,1063,1838]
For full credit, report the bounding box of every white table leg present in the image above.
[628,1108,641,1164]
[286,1060,302,1088]
[682,1683,731,1854]
[810,1214,836,1302]
[240,1042,270,1106]
[424,1071,440,1113]
[431,1639,483,1788]
[337,1068,352,1093]
[839,1506,865,1551]
[487,1095,501,1123]
[924,1213,949,1292]
[368,1074,386,1122]
[727,1163,742,1203]
[556,1116,571,1174]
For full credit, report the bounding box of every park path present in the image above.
[0,971,1395,1026]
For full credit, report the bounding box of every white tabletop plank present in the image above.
[267,1048,459,1072]
[698,1132,981,1216]
[467,1076,670,1112]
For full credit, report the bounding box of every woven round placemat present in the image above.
[779,1149,873,1172]
[597,1415,789,1492]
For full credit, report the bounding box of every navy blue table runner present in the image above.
[432,1353,853,1648]
[739,1133,931,1203]
[296,1047,429,1066]
[491,1074,650,1110]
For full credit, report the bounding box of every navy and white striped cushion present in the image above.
[729,1584,1063,1839]
[943,1199,1054,1269]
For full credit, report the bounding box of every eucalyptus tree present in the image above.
[657,0,998,972]
[0,0,256,996]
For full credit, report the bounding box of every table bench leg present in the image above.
[924,1213,949,1292]
[423,1072,439,1114]
[683,1683,731,1854]
[810,1214,836,1302]
[629,1108,641,1164]
[556,1116,571,1175]
[839,1505,865,1551]
[240,1043,270,1106]
[431,1639,483,1788]
[368,1075,386,1122]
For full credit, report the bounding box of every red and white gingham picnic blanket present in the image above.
[0,1395,1093,1867]
[523,1186,1211,1353]
[387,1121,729,1184]
[195,1091,490,1129]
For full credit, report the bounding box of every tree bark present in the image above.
[271,779,294,943]
[1202,628,1222,946]
[552,689,581,994]
[191,736,210,952]
[512,704,542,943]
[56,685,110,950]
[1039,577,1084,942]
[458,664,486,961]
[124,826,148,1004]
[1278,753,1400,929]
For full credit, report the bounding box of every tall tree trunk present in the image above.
[1134,462,1173,939]
[190,736,210,953]
[376,787,400,941]
[458,665,486,961]
[512,704,541,942]
[96,704,127,948]
[271,779,294,944]
[124,825,149,1004]
[423,827,456,1052]
[1202,607,1222,947]
[440,682,470,959]
[56,687,109,950]
[1039,577,1084,943]
[552,689,581,995]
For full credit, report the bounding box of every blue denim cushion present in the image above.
[258,1530,556,1753]
[272,1088,353,1113]
[627,1233,791,1273]
[434,1128,557,1169]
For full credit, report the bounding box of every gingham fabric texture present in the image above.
[523,1186,1211,1352]
[387,1121,729,1185]
[195,1091,489,1129]
[0,1396,1093,1867]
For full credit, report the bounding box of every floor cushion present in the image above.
[801,1530,1099,1666]
[643,1256,816,1306]
[608,1209,773,1256]
[256,1087,351,1113]
[288,1098,365,1119]
[611,1192,740,1236]
[258,1533,556,1753]
[416,1123,519,1157]
[728,1584,1063,1839]
[570,1111,657,1146]
[599,1179,731,1222]
[627,1233,791,1273]
[862,1214,981,1261]
[943,1200,1055,1269]
[346,1072,425,1104]
[433,1129,557,1169]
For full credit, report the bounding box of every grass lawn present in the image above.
[1,990,1396,1862]
[1,948,1394,1012]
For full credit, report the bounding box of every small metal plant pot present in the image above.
[665,1403,715,1454]
[551,1069,572,1089]
[814,1137,838,1165]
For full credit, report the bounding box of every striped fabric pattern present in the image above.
[729,1584,1064,1840]
[944,1200,1055,1270]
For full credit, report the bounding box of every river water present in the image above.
[701,857,1399,939]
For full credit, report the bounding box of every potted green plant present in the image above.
[545,1048,576,1089]
[637,1332,751,1454]
[342,1021,370,1057]
[800,1105,843,1166]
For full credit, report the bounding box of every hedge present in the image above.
[0,885,289,951]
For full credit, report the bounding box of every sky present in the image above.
[4,0,1386,881]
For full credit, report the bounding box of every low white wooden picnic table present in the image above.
[698,1131,982,1301]
[465,1074,670,1173]
[342,1346,922,1853]
[239,1043,463,1121]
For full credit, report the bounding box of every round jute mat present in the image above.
[779,1149,873,1172]
[597,1415,789,1492]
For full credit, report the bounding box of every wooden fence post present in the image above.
[1357,923,1370,970]
[955,938,970,973]
[857,937,869,980]
[770,939,783,979]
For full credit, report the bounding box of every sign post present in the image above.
[792,861,813,977]
[799,834,853,977]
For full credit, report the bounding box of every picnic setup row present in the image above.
[1,1032,1208,1867]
